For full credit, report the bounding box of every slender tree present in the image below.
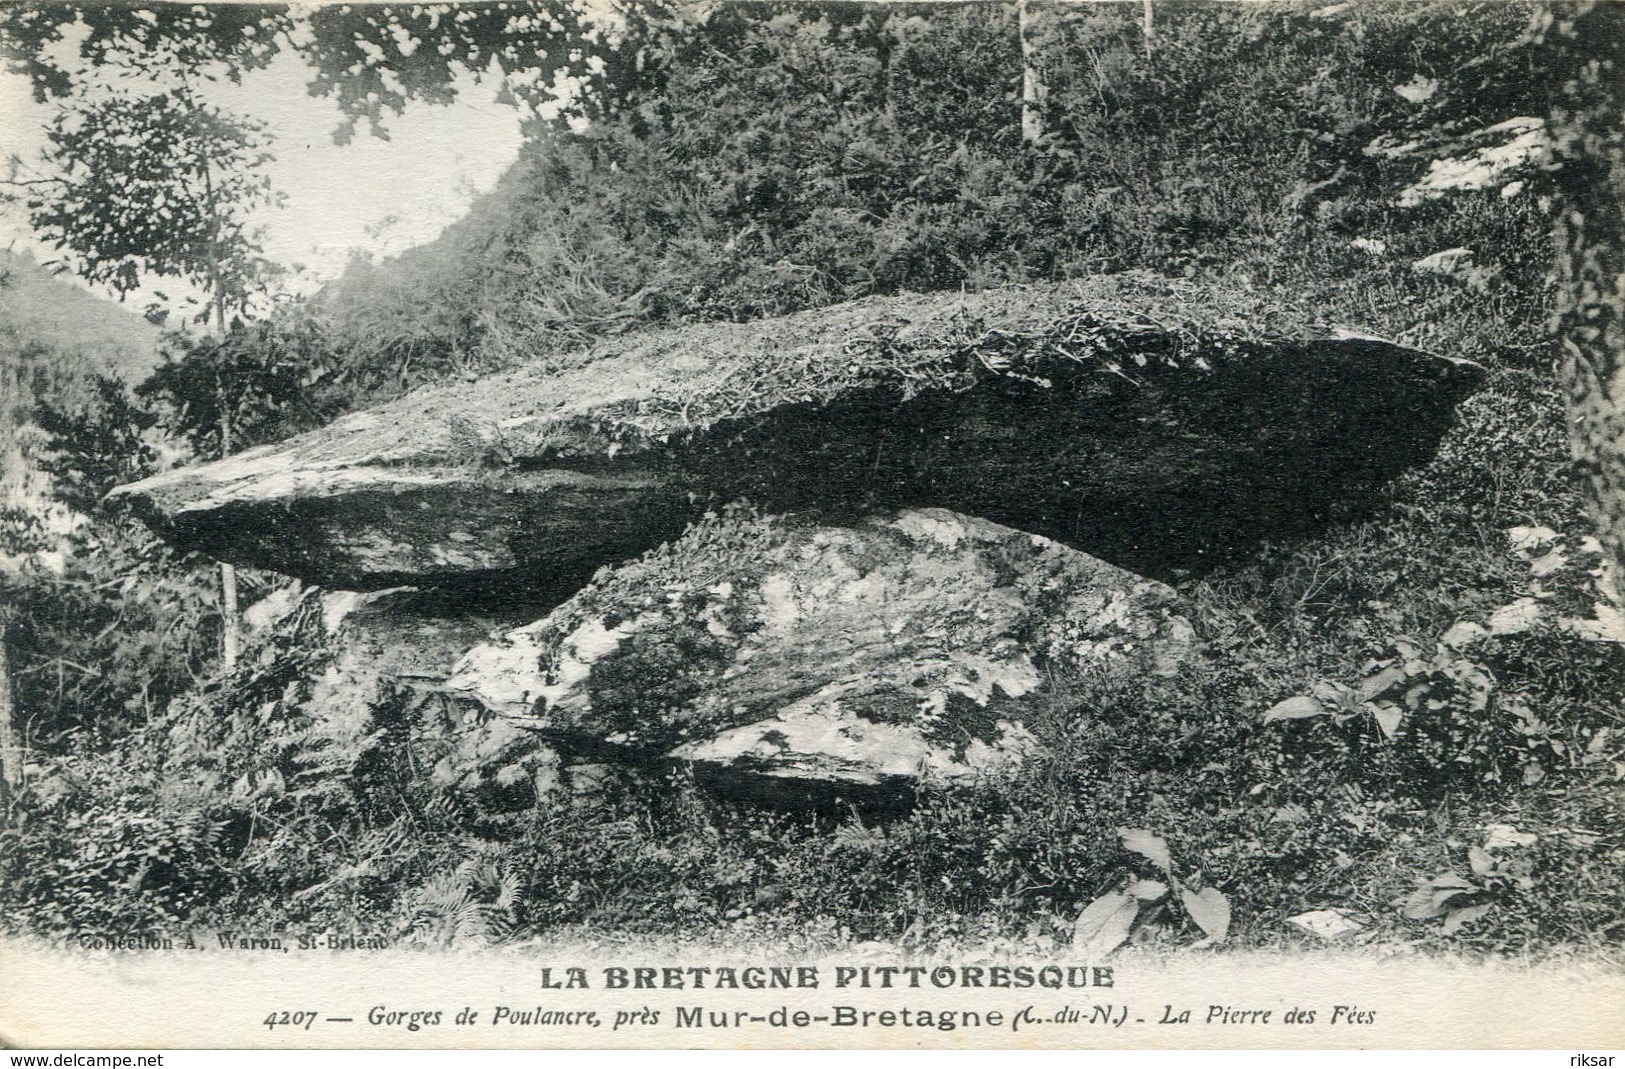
[0,623,18,799]
[1536,1,1625,601]
[22,85,278,666]
[1018,0,1046,144]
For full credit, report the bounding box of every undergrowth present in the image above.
[4,410,1620,957]
[2,1,1620,962]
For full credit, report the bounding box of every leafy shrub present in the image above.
[0,756,232,932]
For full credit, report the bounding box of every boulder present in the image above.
[319,589,587,803]
[112,274,1482,590]
[157,584,570,814]
[279,586,562,801]
[444,508,1196,797]
[301,587,501,736]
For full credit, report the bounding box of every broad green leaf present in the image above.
[1127,879,1168,902]
[1119,827,1172,871]
[1529,549,1567,576]
[1357,664,1407,702]
[1310,681,1357,708]
[1181,886,1231,942]
[1440,620,1488,649]
[1441,902,1493,935]
[1483,824,1538,849]
[1400,874,1476,920]
[1072,891,1138,959]
[1394,638,1425,660]
[1370,704,1404,739]
[1506,525,1560,554]
[1262,695,1328,723]
[1286,909,1364,940]
[1488,597,1541,636]
[1400,888,1451,920]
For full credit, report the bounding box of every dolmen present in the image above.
[112,273,1483,800]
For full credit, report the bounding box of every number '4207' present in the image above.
[265,1010,317,1031]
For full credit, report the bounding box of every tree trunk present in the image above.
[1143,0,1154,58]
[1548,2,1625,604]
[0,624,21,799]
[201,122,242,671]
[1018,0,1045,144]
[219,401,241,670]
[221,562,241,669]
[1558,210,1625,605]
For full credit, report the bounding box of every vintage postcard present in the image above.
[0,0,1621,1052]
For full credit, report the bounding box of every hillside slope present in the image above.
[0,248,164,416]
[0,248,165,511]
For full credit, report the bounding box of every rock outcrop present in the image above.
[444,508,1196,797]
[111,275,1483,591]
[300,587,505,740]
[156,583,575,813]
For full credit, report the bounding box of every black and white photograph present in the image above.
[0,0,1621,1053]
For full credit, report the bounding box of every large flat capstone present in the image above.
[443,508,1196,797]
[111,274,1482,589]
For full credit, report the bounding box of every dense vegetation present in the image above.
[0,1,1620,959]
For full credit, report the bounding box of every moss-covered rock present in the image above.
[110,274,1482,590]
[446,508,1195,793]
